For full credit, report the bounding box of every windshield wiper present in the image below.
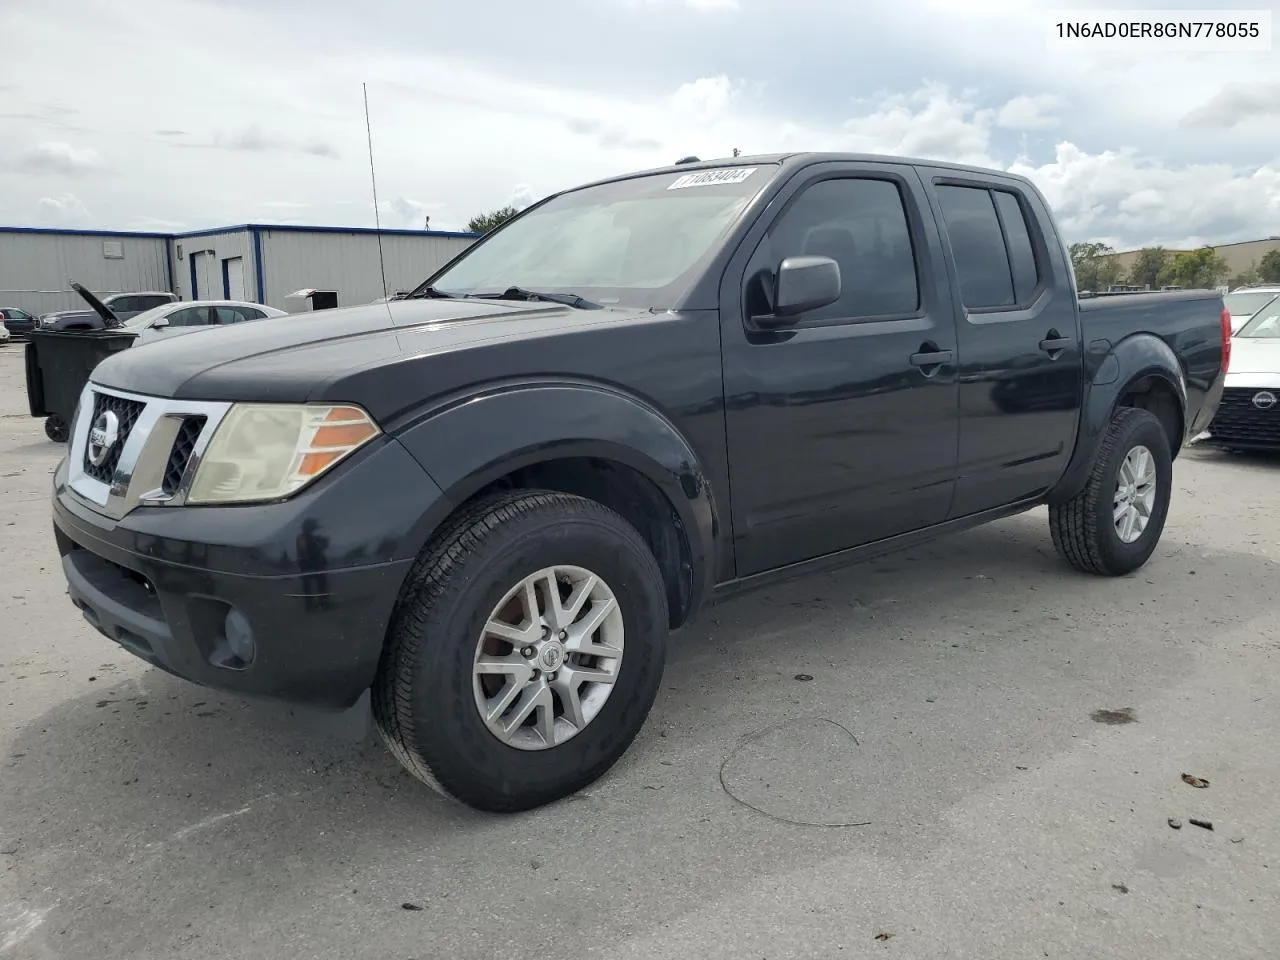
[465,286,602,310]
[405,285,456,300]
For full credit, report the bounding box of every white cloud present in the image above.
[0,0,1277,252]
[996,94,1062,130]
[36,193,91,226]
[1008,144,1280,249]
[670,75,737,117]
[1181,82,1280,129]
[509,184,537,209]
[12,141,102,176]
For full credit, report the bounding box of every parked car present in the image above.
[101,291,179,322]
[1,307,38,339]
[36,289,181,331]
[36,309,103,332]
[37,285,282,339]
[50,151,1228,813]
[119,300,288,343]
[1223,285,1280,334]
[1202,302,1280,451]
[0,323,9,345]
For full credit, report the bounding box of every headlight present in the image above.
[187,403,380,505]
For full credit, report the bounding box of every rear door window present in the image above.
[936,186,1014,309]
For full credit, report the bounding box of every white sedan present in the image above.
[0,323,9,345]
[1203,305,1280,452]
[121,300,288,343]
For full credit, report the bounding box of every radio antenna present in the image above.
[363,82,389,302]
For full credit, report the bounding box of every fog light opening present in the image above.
[222,607,257,667]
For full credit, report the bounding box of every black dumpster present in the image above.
[26,328,137,442]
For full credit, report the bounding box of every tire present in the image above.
[44,415,69,444]
[1049,407,1173,576]
[373,490,669,812]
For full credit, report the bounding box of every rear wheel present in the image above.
[1049,407,1172,576]
[373,490,668,812]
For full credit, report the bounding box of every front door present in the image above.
[721,163,961,577]
[921,173,1084,517]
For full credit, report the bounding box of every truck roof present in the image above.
[573,151,1038,193]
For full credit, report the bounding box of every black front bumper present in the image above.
[51,440,446,709]
[1204,386,1280,450]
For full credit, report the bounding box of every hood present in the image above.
[90,297,631,408]
[70,281,122,329]
[1226,336,1280,384]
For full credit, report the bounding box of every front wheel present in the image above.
[1049,407,1173,576]
[373,490,669,812]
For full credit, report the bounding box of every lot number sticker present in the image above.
[668,167,758,190]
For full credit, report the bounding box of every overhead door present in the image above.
[223,257,246,300]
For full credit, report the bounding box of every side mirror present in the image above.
[753,255,841,329]
[151,317,169,328]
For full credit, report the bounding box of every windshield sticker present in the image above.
[668,167,758,190]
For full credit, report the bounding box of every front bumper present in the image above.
[51,434,446,709]
[1204,382,1280,450]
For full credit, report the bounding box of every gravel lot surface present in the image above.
[1,345,1276,959]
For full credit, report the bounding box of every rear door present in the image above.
[720,161,961,576]
[919,173,1083,517]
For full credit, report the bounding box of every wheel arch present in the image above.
[394,382,721,628]
[1049,332,1187,504]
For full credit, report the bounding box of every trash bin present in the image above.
[25,329,137,442]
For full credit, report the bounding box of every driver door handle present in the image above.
[909,344,953,377]
[1039,330,1073,357]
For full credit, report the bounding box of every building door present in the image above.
[189,251,217,299]
[223,257,246,300]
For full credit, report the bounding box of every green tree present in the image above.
[1258,249,1280,283]
[1160,246,1229,289]
[1230,264,1261,288]
[1126,247,1170,290]
[1069,241,1124,291]
[466,205,521,235]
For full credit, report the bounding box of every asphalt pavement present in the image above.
[1,345,1277,959]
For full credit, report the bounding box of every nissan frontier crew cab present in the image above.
[51,152,1230,813]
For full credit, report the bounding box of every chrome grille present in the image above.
[162,416,207,495]
[82,392,145,483]
[66,384,233,520]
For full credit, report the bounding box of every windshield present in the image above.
[423,165,774,308]
[1224,291,1279,318]
[123,304,173,328]
[1237,305,1280,338]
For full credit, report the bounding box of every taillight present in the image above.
[1221,305,1231,373]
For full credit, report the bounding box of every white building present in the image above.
[0,223,479,316]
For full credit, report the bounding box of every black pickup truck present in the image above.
[50,153,1229,812]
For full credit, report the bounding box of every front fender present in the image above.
[1048,333,1187,504]
[393,380,720,620]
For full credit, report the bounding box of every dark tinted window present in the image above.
[936,185,1014,309]
[137,295,174,310]
[214,306,263,324]
[993,190,1039,302]
[760,178,920,321]
[166,307,210,327]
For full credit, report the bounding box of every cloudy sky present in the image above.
[2,0,1278,250]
